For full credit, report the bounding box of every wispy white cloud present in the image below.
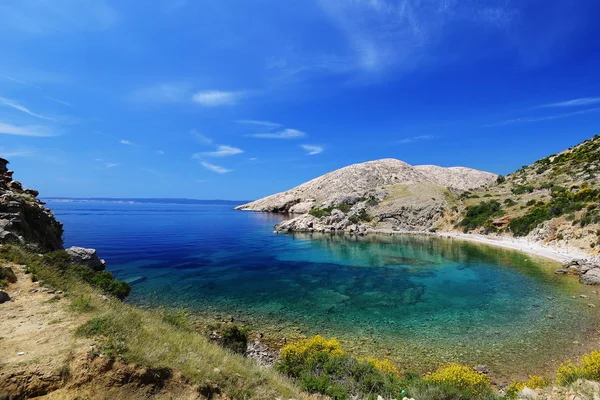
[128,83,189,104]
[192,90,241,107]
[0,97,55,121]
[119,139,136,146]
[191,130,212,144]
[44,97,73,107]
[249,128,305,139]
[301,144,324,155]
[0,122,56,137]
[156,150,165,155]
[105,163,118,168]
[396,135,438,144]
[0,1,118,35]
[235,120,282,129]
[197,145,244,157]
[489,107,600,126]
[0,147,38,158]
[139,167,167,177]
[200,161,231,174]
[1,74,40,89]
[540,97,600,108]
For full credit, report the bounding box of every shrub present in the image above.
[505,375,549,398]
[361,357,401,376]
[426,363,492,398]
[557,350,600,385]
[459,200,502,232]
[0,266,17,288]
[67,264,130,300]
[503,199,517,207]
[496,175,506,184]
[511,185,535,195]
[279,335,344,377]
[221,325,249,354]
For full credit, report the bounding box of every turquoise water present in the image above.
[50,200,600,378]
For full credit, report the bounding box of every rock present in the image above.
[519,387,538,399]
[580,269,600,285]
[555,269,568,275]
[246,340,276,366]
[568,266,582,275]
[474,365,490,374]
[66,246,106,271]
[0,290,10,303]
[23,189,39,197]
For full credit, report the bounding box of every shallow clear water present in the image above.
[50,200,600,377]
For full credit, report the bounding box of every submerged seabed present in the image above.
[53,201,600,380]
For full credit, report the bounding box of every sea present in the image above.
[47,199,600,379]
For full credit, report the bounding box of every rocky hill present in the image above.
[0,158,63,251]
[237,158,497,233]
[456,134,600,257]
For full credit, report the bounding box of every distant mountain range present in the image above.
[43,198,249,206]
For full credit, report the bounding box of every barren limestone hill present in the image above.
[236,158,497,214]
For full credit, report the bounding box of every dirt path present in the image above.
[0,265,88,396]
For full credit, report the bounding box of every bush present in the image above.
[505,375,549,399]
[459,200,502,232]
[67,264,130,300]
[496,175,506,184]
[70,296,95,312]
[503,199,517,207]
[279,335,344,377]
[0,266,17,288]
[221,325,249,354]
[512,185,535,195]
[426,363,493,398]
[557,350,600,385]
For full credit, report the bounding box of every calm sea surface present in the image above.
[49,200,600,378]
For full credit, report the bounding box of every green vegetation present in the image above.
[511,185,535,195]
[221,324,250,354]
[309,204,352,218]
[0,244,307,399]
[557,350,600,385]
[509,186,599,236]
[70,295,95,312]
[276,336,496,400]
[0,265,17,288]
[348,209,373,224]
[459,200,502,233]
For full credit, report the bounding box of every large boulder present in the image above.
[580,268,600,285]
[0,290,10,304]
[66,246,106,271]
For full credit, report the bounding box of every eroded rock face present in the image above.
[66,247,106,271]
[580,268,600,285]
[0,159,63,251]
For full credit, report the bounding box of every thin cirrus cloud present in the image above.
[249,128,305,139]
[0,147,38,158]
[489,107,600,126]
[119,139,136,145]
[0,122,55,137]
[128,83,189,103]
[191,130,213,144]
[539,97,600,108]
[198,145,244,157]
[192,90,241,107]
[200,161,231,174]
[301,144,324,155]
[0,97,55,121]
[396,135,438,144]
[235,120,282,128]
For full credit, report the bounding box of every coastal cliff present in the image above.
[0,158,63,251]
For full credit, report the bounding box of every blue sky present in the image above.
[1,0,599,200]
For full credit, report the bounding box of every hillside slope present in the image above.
[456,134,600,258]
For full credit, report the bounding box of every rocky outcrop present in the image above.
[66,247,106,271]
[236,159,496,213]
[0,158,63,251]
[561,260,600,285]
